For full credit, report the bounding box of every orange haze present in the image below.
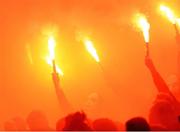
[0,0,180,129]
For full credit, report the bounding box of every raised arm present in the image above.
[145,56,171,93]
[145,56,179,102]
[52,72,72,113]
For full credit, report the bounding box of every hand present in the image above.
[145,56,154,69]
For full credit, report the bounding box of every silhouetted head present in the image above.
[126,117,150,131]
[26,110,51,131]
[12,117,27,130]
[93,118,118,131]
[62,111,92,131]
[4,120,17,131]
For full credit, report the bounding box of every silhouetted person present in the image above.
[52,71,73,114]
[149,96,179,130]
[59,111,92,131]
[145,56,180,106]
[93,118,118,131]
[26,110,53,131]
[125,117,150,131]
[145,56,180,130]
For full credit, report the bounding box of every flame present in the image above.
[137,15,150,43]
[46,56,64,76]
[46,36,63,76]
[160,5,176,24]
[84,37,100,63]
[48,36,56,60]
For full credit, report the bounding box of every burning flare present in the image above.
[46,35,63,76]
[48,36,56,60]
[84,37,100,63]
[160,5,176,24]
[137,15,150,43]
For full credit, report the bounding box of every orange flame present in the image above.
[160,5,176,24]
[137,15,150,43]
[46,36,63,76]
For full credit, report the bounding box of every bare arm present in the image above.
[52,72,72,113]
[145,56,171,93]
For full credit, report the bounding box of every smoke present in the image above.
[0,0,180,129]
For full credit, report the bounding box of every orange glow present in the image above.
[46,36,63,76]
[26,44,33,65]
[84,37,100,63]
[137,14,150,43]
[160,5,176,24]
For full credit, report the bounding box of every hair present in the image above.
[62,111,92,131]
[126,117,150,131]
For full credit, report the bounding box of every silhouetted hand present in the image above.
[145,56,154,69]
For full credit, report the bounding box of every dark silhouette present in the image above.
[26,110,53,131]
[60,111,92,131]
[92,118,118,131]
[145,56,180,130]
[125,117,150,131]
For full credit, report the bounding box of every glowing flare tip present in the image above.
[84,38,100,63]
[160,5,176,24]
[137,15,150,43]
[46,36,63,76]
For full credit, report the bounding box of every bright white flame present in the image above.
[137,15,150,43]
[84,38,100,63]
[48,36,56,60]
[160,5,176,24]
[46,36,63,76]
